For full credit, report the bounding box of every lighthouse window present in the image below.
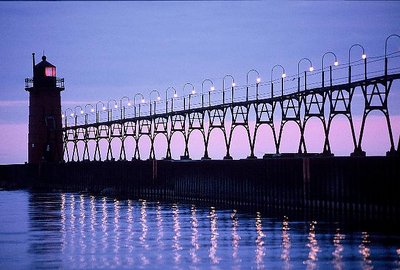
[45,67,56,77]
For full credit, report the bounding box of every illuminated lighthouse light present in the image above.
[45,67,56,77]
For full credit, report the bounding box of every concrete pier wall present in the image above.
[1,157,399,224]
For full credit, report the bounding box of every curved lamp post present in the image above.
[134,93,145,117]
[165,87,178,113]
[95,101,106,123]
[297,58,314,92]
[201,79,215,107]
[322,52,338,88]
[183,82,195,110]
[63,108,74,127]
[149,89,161,115]
[348,43,367,83]
[271,64,286,97]
[385,34,400,76]
[119,96,131,119]
[246,69,261,101]
[222,75,235,104]
[61,111,65,128]
[74,105,84,126]
[107,99,118,121]
[84,104,95,125]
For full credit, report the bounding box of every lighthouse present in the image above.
[25,53,64,164]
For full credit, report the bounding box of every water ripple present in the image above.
[1,191,399,269]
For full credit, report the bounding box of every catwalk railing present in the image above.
[62,37,400,161]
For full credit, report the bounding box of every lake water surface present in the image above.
[1,190,400,269]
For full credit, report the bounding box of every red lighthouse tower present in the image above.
[25,53,65,164]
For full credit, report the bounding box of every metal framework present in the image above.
[62,38,400,161]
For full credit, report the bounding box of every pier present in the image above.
[1,156,399,226]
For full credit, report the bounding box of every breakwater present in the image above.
[1,157,399,225]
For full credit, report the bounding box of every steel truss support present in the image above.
[206,108,231,159]
[62,73,400,161]
[278,96,305,154]
[326,86,358,156]
[356,79,396,156]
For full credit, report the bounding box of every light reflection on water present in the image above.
[156,202,164,262]
[126,199,134,265]
[359,231,373,270]
[190,205,200,265]
[281,215,291,269]
[1,190,400,269]
[209,206,220,264]
[255,211,266,268]
[305,220,319,270]
[332,228,345,270]
[172,203,182,264]
[140,199,149,266]
[90,195,96,267]
[231,209,240,265]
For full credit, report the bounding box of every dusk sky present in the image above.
[1,1,400,163]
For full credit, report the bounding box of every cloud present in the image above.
[0,100,28,107]
[0,123,27,164]
[0,99,100,108]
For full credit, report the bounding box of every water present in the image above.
[1,190,400,269]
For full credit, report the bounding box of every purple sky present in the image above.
[1,2,400,163]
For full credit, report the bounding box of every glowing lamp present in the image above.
[45,67,56,77]
[309,66,314,72]
[114,104,118,109]
[191,90,196,95]
[127,102,131,106]
[70,113,74,117]
[232,82,236,87]
[157,96,161,101]
[141,99,145,103]
[210,86,215,91]
[256,77,261,83]
[80,110,84,114]
[102,106,106,111]
[282,73,287,78]
[62,114,65,118]
[90,108,95,112]
[362,54,367,59]
[173,93,178,98]
[334,61,339,66]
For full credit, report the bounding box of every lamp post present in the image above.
[107,99,118,121]
[64,108,74,127]
[222,75,235,104]
[202,79,215,107]
[271,64,286,97]
[61,111,65,127]
[183,83,195,110]
[149,90,161,116]
[134,93,145,117]
[297,58,314,92]
[385,34,400,154]
[348,44,367,83]
[165,87,178,113]
[84,104,94,125]
[385,34,400,76]
[322,52,338,88]
[119,96,131,120]
[74,105,84,126]
[246,69,261,101]
[95,101,106,123]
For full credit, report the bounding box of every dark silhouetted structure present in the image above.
[25,54,64,163]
